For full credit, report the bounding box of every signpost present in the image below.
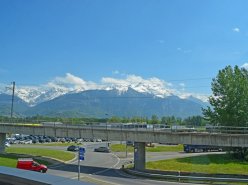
[78,147,85,181]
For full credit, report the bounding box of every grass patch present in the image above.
[110,144,134,152]
[6,147,75,162]
[110,144,183,152]
[146,145,183,152]
[0,154,51,168]
[146,154,248,175]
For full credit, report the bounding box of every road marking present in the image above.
[92,153,121,175]
[71,174,120,185]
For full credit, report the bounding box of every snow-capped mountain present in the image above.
[0,74,211,118]
[0,74,209,106]
[0,87,209,118]
[24,88,207,118]
[2,85,71,106]
[1,82,208,106]
[104,83,173,98]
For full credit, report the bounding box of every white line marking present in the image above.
[92,153,121,175]
[71,174,120,185]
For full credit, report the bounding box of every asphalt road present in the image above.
[10,143,223,184]
[36,142,205,185]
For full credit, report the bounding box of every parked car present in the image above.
[94,146,110,153]
[126,141,134,146]
[16,158,47,173]
[5,142,10,147]
[32,139,39,144]
[67,145,79,151]
[96,139,102,142]
[24,140,32,144]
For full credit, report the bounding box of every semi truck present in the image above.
[183,144,222,153]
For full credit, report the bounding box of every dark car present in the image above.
[67,145,79,151]
[94,146,110,153]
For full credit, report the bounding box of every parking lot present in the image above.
[5,134,104,147]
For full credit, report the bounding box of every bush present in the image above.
[227,147,248,161]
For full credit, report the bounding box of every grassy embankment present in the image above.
[0,147,75,168]
[146,154,248,175]
[110,144,183,152]
[0,154,50,168]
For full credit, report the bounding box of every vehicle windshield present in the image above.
[32,162,39,166]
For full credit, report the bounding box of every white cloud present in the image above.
[59,73,208,101]
[177,47,192,54]
[179,83,185,87]
[157,40,165,44]
[112,70,120,74]
[56,73,86,86]
[45,74,210,102]
[49,73,99,91]
[233,27,240,32]
[241,63,248,69]
[102,75,175,96]
[2,73,209,103]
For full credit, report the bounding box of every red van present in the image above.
[16,158,48,173]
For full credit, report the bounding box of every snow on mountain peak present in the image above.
[101,75,174,97]
[0,73,209,105]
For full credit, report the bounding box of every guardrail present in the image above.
[206,126,248,134]
[2,122,248,134]
[123,168,248,183]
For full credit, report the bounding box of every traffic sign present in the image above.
[79,147,85,154]
[79,147,85,161]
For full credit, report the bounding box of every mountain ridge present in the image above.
[0,88,208,118]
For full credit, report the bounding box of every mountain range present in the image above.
[0,86,209,118]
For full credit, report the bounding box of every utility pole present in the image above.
[10,81,15,120]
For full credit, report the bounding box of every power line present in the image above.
[11,82,15,119]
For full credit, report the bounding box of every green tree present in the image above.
[183,116,205,127]
[150,115,159,124]
[202,65,248,127]
[161,116,167,125]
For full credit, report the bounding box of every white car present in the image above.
[24,140,32,144]
[5,142,11,147]
[96,139,102,142]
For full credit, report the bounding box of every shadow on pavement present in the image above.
[50,163,135,179]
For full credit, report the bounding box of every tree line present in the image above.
[0,114,208,127]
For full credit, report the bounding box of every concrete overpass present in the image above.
[1,123,248,171]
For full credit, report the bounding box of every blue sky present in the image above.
[1,0,248,96]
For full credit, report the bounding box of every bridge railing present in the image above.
[1,121,248,134]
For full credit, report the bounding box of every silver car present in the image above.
[94,146,110,153]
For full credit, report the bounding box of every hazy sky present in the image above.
[1,0,248,96]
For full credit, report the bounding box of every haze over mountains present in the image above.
[0,74,209,118]
[0,87,209,118]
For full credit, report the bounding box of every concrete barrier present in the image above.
[0,166,94,185]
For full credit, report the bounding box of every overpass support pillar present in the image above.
[134,142,146,171]
[0,133,6,153]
